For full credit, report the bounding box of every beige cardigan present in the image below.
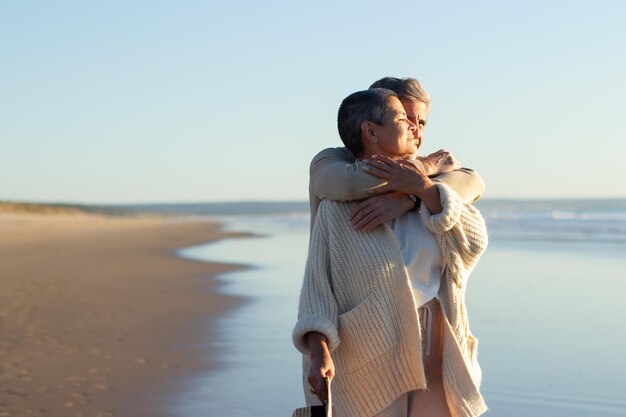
[293,183,488,417]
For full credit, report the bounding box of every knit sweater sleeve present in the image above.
[292,201,340,355]
[431,168,485,204]
[419,183,488,277]
[310,147,396,202]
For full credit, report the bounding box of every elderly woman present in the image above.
[293,88,488,417]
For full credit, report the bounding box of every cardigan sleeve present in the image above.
[431,168,485,204]
[293,202,341,355]
[419,183,488,278]
[309,147,388,202]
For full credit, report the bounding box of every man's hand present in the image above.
[419,149,461,176]
[350,192,414,231]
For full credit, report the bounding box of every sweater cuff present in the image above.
[292,315,340,356]
[419,182,464,234]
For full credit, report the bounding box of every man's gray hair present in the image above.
[337,88,397,157]
[370,77,431,109]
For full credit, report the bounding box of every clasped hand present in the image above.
[419,149,461,176]
[349,154,443,230]
[362,155,430,196]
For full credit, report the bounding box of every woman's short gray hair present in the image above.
[369,77,431,109]
[337,88,397,157]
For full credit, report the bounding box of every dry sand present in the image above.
[0,209,249,417]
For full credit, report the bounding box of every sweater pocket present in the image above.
[335,292,398,373]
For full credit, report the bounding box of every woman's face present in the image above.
[371,96,418,159]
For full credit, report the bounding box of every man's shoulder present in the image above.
[311,146,356,165]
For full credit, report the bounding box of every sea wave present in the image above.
[121,199,626,243]
[477,200,626,242]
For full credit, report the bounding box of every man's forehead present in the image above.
[400,99,429,117]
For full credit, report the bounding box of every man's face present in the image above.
[400,99,429,150]
[372,96,418,159]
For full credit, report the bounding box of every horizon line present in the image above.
[3,196,626,207]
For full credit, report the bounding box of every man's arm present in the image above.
[311,147,482,203]
[309,146,484,230]
[349,167,485,231]
[431,168,485,203]
[418,149,485,203]
[310,147,421,201]
[310,147,422,226]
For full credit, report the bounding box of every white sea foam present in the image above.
[476,200,626,242]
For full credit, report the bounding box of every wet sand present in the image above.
[0,208,248,417]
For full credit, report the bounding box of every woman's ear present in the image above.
[361,121,378,144]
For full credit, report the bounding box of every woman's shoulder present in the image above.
[313,200,359,235]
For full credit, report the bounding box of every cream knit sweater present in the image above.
[293,183,488,417]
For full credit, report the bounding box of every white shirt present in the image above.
[388,210,442,307]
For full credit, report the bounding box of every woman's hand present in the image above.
[363,155,442,214]
[350,192,414,231]
[307,332,335,405]
[363,155,430,196]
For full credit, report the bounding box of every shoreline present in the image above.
[0,210,253,417]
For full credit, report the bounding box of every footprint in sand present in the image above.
[69,391,88,399]
[16,369,31,381]
[67,398,88,406]
[5,388,27,398]
[66,375,87,388]
[35,387,50,394]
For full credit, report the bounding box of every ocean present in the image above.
[168,199,626,417]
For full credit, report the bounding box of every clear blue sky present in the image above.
[2,1,625,203]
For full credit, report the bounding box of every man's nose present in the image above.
[415,125,422,139]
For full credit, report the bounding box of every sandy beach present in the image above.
[0,207,248,417]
